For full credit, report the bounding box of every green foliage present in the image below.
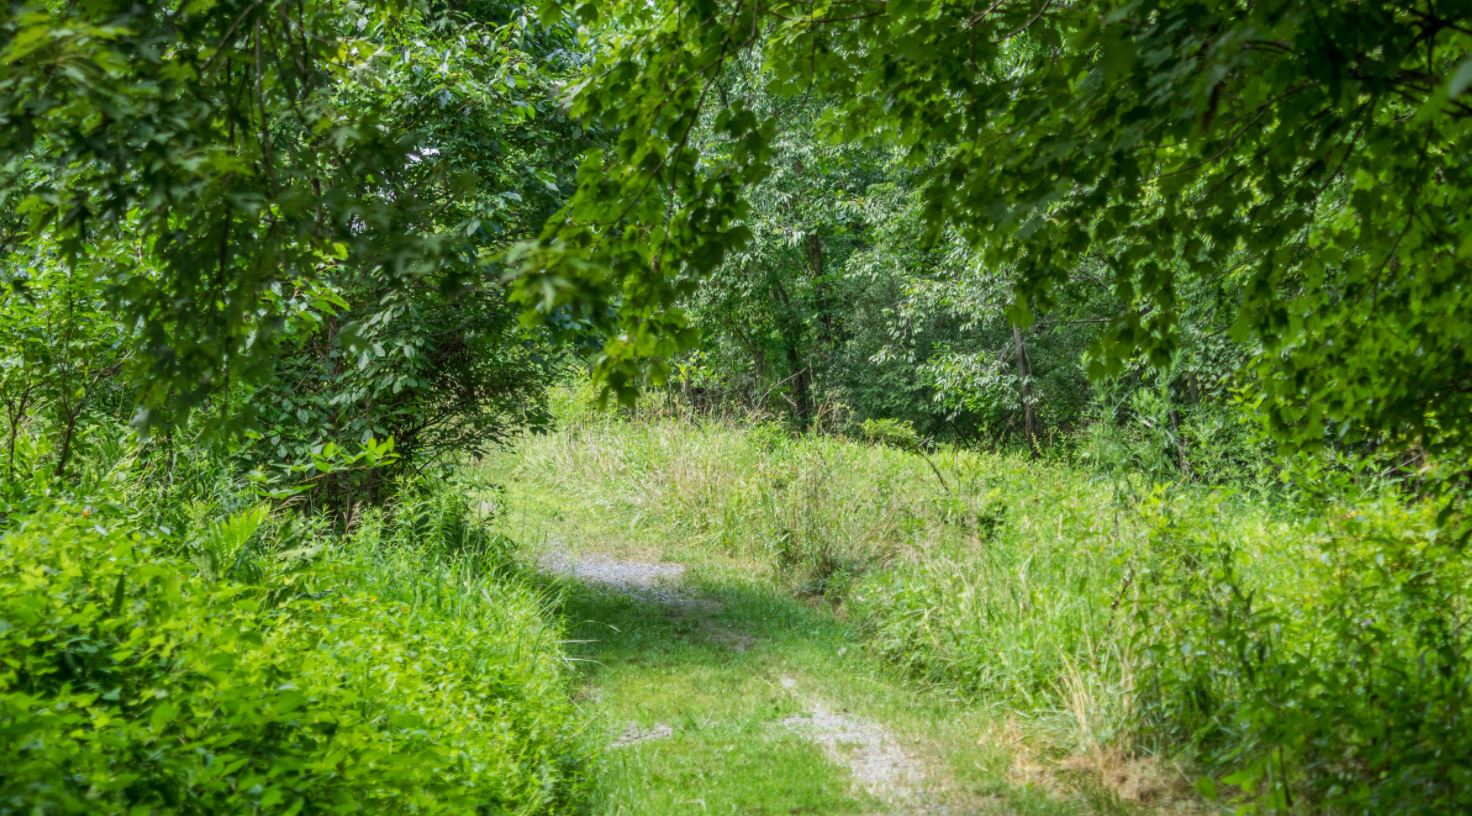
[0,471,584,814]
[231,0,579,481]
[513,407,966,595]
[0,251,130,481]
[522,0,1472,465]
[857,418,924,452]
[244,269,561,510]
[1,4,598,811]
[1079,383,1275,488]
[535,16,1252,464]
[1132,488,1472,812]
[665,69,887,428]
[2,2,584,516]
[509,2,773,397]
[1,1,578,431]
[4,1,1469,811]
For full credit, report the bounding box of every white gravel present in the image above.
[780,677,936,813]
[539,549,687,587]
[537,548,712,609]
[537,546,729,618]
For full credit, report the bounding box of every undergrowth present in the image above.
[0,427,586,814]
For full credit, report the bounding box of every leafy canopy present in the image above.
[519,0,1472,456]
[1,0,575,430]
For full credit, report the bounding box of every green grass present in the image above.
[480,402,1469,813]
[480,416,1187,814]
[559,582,872,814]
[489,410,1138,743]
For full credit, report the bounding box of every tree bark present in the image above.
[1167,403,1193,480]
[770,277,814,426]
[805,232,837,347]
[1013,326,1039,457]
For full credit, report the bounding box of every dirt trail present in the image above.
[537,545,953,813]
[780,675,941,814]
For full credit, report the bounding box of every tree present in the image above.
[516,0,1472,461]
[2,2,584,505]
[1,0,578,433]
[672,62,883,426]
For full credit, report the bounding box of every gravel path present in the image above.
[538,548,714,610]
[538,545,947,812]
[779,676,938,814]
[538,548,686,588]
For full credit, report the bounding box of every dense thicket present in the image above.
[2,0,584,505]
[1,2,591,811]
[1,476,584,814]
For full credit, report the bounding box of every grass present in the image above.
[557,581,874,814]
[478,410,1201,814]
[488,409,1140,741]
[479,398,1470,813]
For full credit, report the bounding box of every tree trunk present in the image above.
[1013,326,1039,457]
[805,232,837,347]
[1167,403,1193,480]
[54,399,79,480]
[786,343,813,427]
[770,277,814,427]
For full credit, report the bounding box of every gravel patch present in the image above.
[611,721,674,748]
[540,549,687,587]
[538,547,722,613]
[780,677,935,813]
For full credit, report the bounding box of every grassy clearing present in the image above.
[493,409,1138,744]
[489,511,1147,814]
[481,413,1204,814]
[485,401,1469,812]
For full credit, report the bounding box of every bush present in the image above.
[857,417,924,451]
[0,490,584,814]
[1131,488,1472,812]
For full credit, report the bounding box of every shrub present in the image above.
[1131,489,1472,812]
[0,493,583,814]
[857,417,924,452]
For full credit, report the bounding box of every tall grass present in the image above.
[504,404,1471,813]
